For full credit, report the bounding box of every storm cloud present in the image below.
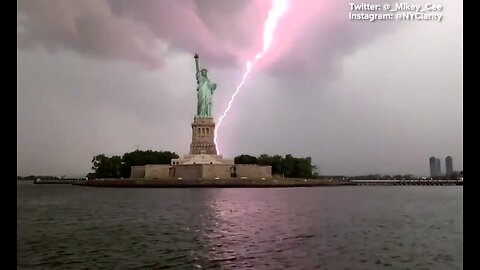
[18,0,393,71]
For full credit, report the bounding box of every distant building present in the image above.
[429,156,442,177]
[436,158,441,176]
[446,156,453,176]
[429,157,437,177]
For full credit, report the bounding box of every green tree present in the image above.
[91,154,123,178]
[120,150,179,177]
[91,150,179,178]
[239,153,316,178]
[292,156,313,178]
[283,154,295,177]
[234,154,258,164]
[256,154,284,175]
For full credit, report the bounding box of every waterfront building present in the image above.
[446,156,453,177]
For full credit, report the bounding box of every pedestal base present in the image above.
[171,154,234,165]
[190,117,217,155]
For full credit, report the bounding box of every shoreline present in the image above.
[71,178,353,188]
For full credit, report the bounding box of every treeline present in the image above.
[90,150,179,178]
[90,150,317,179]
[90,152,317,179]
[234,154,316,178]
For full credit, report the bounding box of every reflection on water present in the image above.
[17,182,462,269]
[199,190,318,269]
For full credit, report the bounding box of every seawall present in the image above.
[72,178,353,188]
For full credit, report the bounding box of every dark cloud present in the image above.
[17,0,163,68]
[17,0,266,68]
[17,0,395,73]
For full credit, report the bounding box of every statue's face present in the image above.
[201,70,207,76]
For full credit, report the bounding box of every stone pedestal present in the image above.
[172,154,234,165]
[171,117,234,166]
[190,117,217,155]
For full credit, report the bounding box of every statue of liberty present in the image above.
[194,53,217,118]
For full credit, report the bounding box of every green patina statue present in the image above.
[194,53,217,118]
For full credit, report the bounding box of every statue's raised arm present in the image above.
[194,53,200,76]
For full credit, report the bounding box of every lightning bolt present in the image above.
[214,0,288,155]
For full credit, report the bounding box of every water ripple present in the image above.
[17,183,463,269]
